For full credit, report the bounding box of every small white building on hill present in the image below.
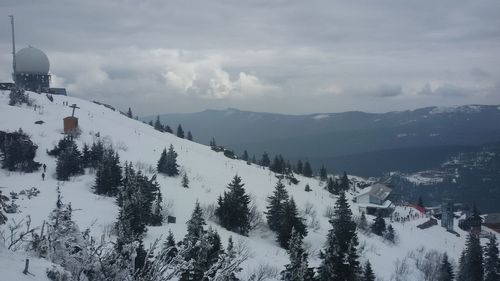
[354,183,393,215]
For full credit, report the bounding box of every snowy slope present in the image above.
[0,91,497,280]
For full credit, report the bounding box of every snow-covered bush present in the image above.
[46,265,71,281]
[303,202,320,231]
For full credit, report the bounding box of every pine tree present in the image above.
[457,251,467,281]
[206,235,241,281]
[261,152,271,167]
[484,234,500,281]
[277,198,307,249]
[157,148,168,174]
[270,155,286,174]
[326,176,335,194]
[93,149,122,196]
[81,143,91,168]
[182,172,189,188]
[459,233,484,281]
[241,150,249,162]
[438,253,454,281]
[210,137,217,148]
[115,163,159,241]
[134,238,148,274]
[371,212,386,236]
[165,125,173,133]
[362,261,376,281]
[295,160,303,175]
[185,201,206,246]
[317,191,360,281]
[471,202,483,230]
[88,140,106,168]
[384,224,395,243]
[215,175,251,235]
[281,228,315,281]
[319,165,328,181]
[166,144,179,176]
[177,124,185,138]
[161,230,178,262]
[127,107,133,118]
[302,161,313,177]
[180,227,224,281]
[181,203,232,281]
[265,180,289,232]
[357,212,368,232]
[56,142,83,181]
[154,116,162,131]
[157,145,180,176]
[187,131,193,141]
[340,171,349,191]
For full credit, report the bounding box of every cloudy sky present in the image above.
[1,0,499,115]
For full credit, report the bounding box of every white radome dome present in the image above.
[15,46,50,75]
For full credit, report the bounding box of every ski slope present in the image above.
[0,91,497,280]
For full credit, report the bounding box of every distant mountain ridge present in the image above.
[145,104,500,176]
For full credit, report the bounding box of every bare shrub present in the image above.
[246,263,280,281]
[0,216,37,251]
[248,195,264,231]
[323,205,335,219]
[202,202,218,222]
[162,199,175,217]
[409,247,442,281]
[391,257,411,281]
[134,161,155,174]
[115,141,128,152]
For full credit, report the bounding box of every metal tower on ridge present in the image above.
[9,15,16,84]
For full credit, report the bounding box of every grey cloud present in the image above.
[0,0,499,115]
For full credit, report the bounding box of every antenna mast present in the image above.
[9,15,16,83]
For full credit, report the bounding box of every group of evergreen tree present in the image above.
[455,232,500,281]
[116,163,163,238]
[30,186,168,280]
[157,144,179,176]
[270,154,292,174]
[294,159,313,177]
[8,88,31,106]
[0,129,41,172]
[215,175,251,236]
[265,180,307,248]
[317,191,362,280]
[277,190,370,280]
[93,147,122,196]
[281,228,315,280]
[357,211,395,243]
[319,165,328,181]
[326,171,350,195]
[151,115,173,134]
[150,116,193,141]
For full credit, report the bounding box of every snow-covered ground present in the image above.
[0,91,498,280]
